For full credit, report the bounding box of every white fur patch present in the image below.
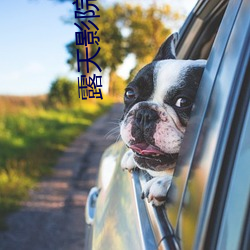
[154,121,183,154]
[120,118,134,144]
[121,149,135,171]
[142,175,173,206]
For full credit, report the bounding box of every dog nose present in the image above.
[135,109,159,130]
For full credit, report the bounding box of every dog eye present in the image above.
[125,89,136,100]
[175,97,192,108]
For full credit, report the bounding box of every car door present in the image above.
[85,0,250,249]
[166,0,250,248]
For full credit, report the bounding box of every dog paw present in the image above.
[141,175,172,206]
[121,149,135,172]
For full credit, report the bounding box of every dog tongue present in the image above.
[130,143,163,155]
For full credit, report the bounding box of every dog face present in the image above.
[120,33,206,174]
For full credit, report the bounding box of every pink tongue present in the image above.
[130,143,163,156]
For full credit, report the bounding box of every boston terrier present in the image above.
[120,33,206,206]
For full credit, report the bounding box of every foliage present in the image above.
[48,77,78,107]
[63,2,175,95]
[109,72,127,100]
[125,5,172,66]
[66,4,126,75]
[67,3,172,71]
[0,96,112,230]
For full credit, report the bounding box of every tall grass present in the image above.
[0,95,113,230]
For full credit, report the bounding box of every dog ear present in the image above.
[153,32,179,61]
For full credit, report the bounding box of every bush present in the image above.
[48,77,78,107]
[0,95,113,229]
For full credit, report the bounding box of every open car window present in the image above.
[135,0,231,247]
[166,0,233,229]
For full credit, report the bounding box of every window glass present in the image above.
[216,94,250,249]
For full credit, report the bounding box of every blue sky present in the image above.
[0,0,78,95]
[0,0,196,96]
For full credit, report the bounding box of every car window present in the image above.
[177,0,228,60]
[166,0,231,231]
[216,78,250,250]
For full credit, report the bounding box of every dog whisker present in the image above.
[106,118,121,125]
[115,135,122,143]
[105,127,120,140]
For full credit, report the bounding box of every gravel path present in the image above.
[0,103,123,250]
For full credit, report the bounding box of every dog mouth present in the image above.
[129,143,178,164]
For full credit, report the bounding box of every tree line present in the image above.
[49,0,178,100]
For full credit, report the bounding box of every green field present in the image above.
[0,96,112,229]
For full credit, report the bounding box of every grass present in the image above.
[0,95,113,230]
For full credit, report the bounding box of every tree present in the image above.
[122,4,172,81]
[109,71,126,99]
[47,1,177,94]
[66,4,126,76]
[48,77,78,107]
[60,3,127,95]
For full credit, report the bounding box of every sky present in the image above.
[0,0,197,96]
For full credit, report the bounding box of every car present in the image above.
[85,0,250,249]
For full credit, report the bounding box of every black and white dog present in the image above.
[120,33,206,206]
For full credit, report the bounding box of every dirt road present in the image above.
[0,103,123,250]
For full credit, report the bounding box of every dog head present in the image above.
[120,33,206,174]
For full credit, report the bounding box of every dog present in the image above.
[120,33,206,206]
